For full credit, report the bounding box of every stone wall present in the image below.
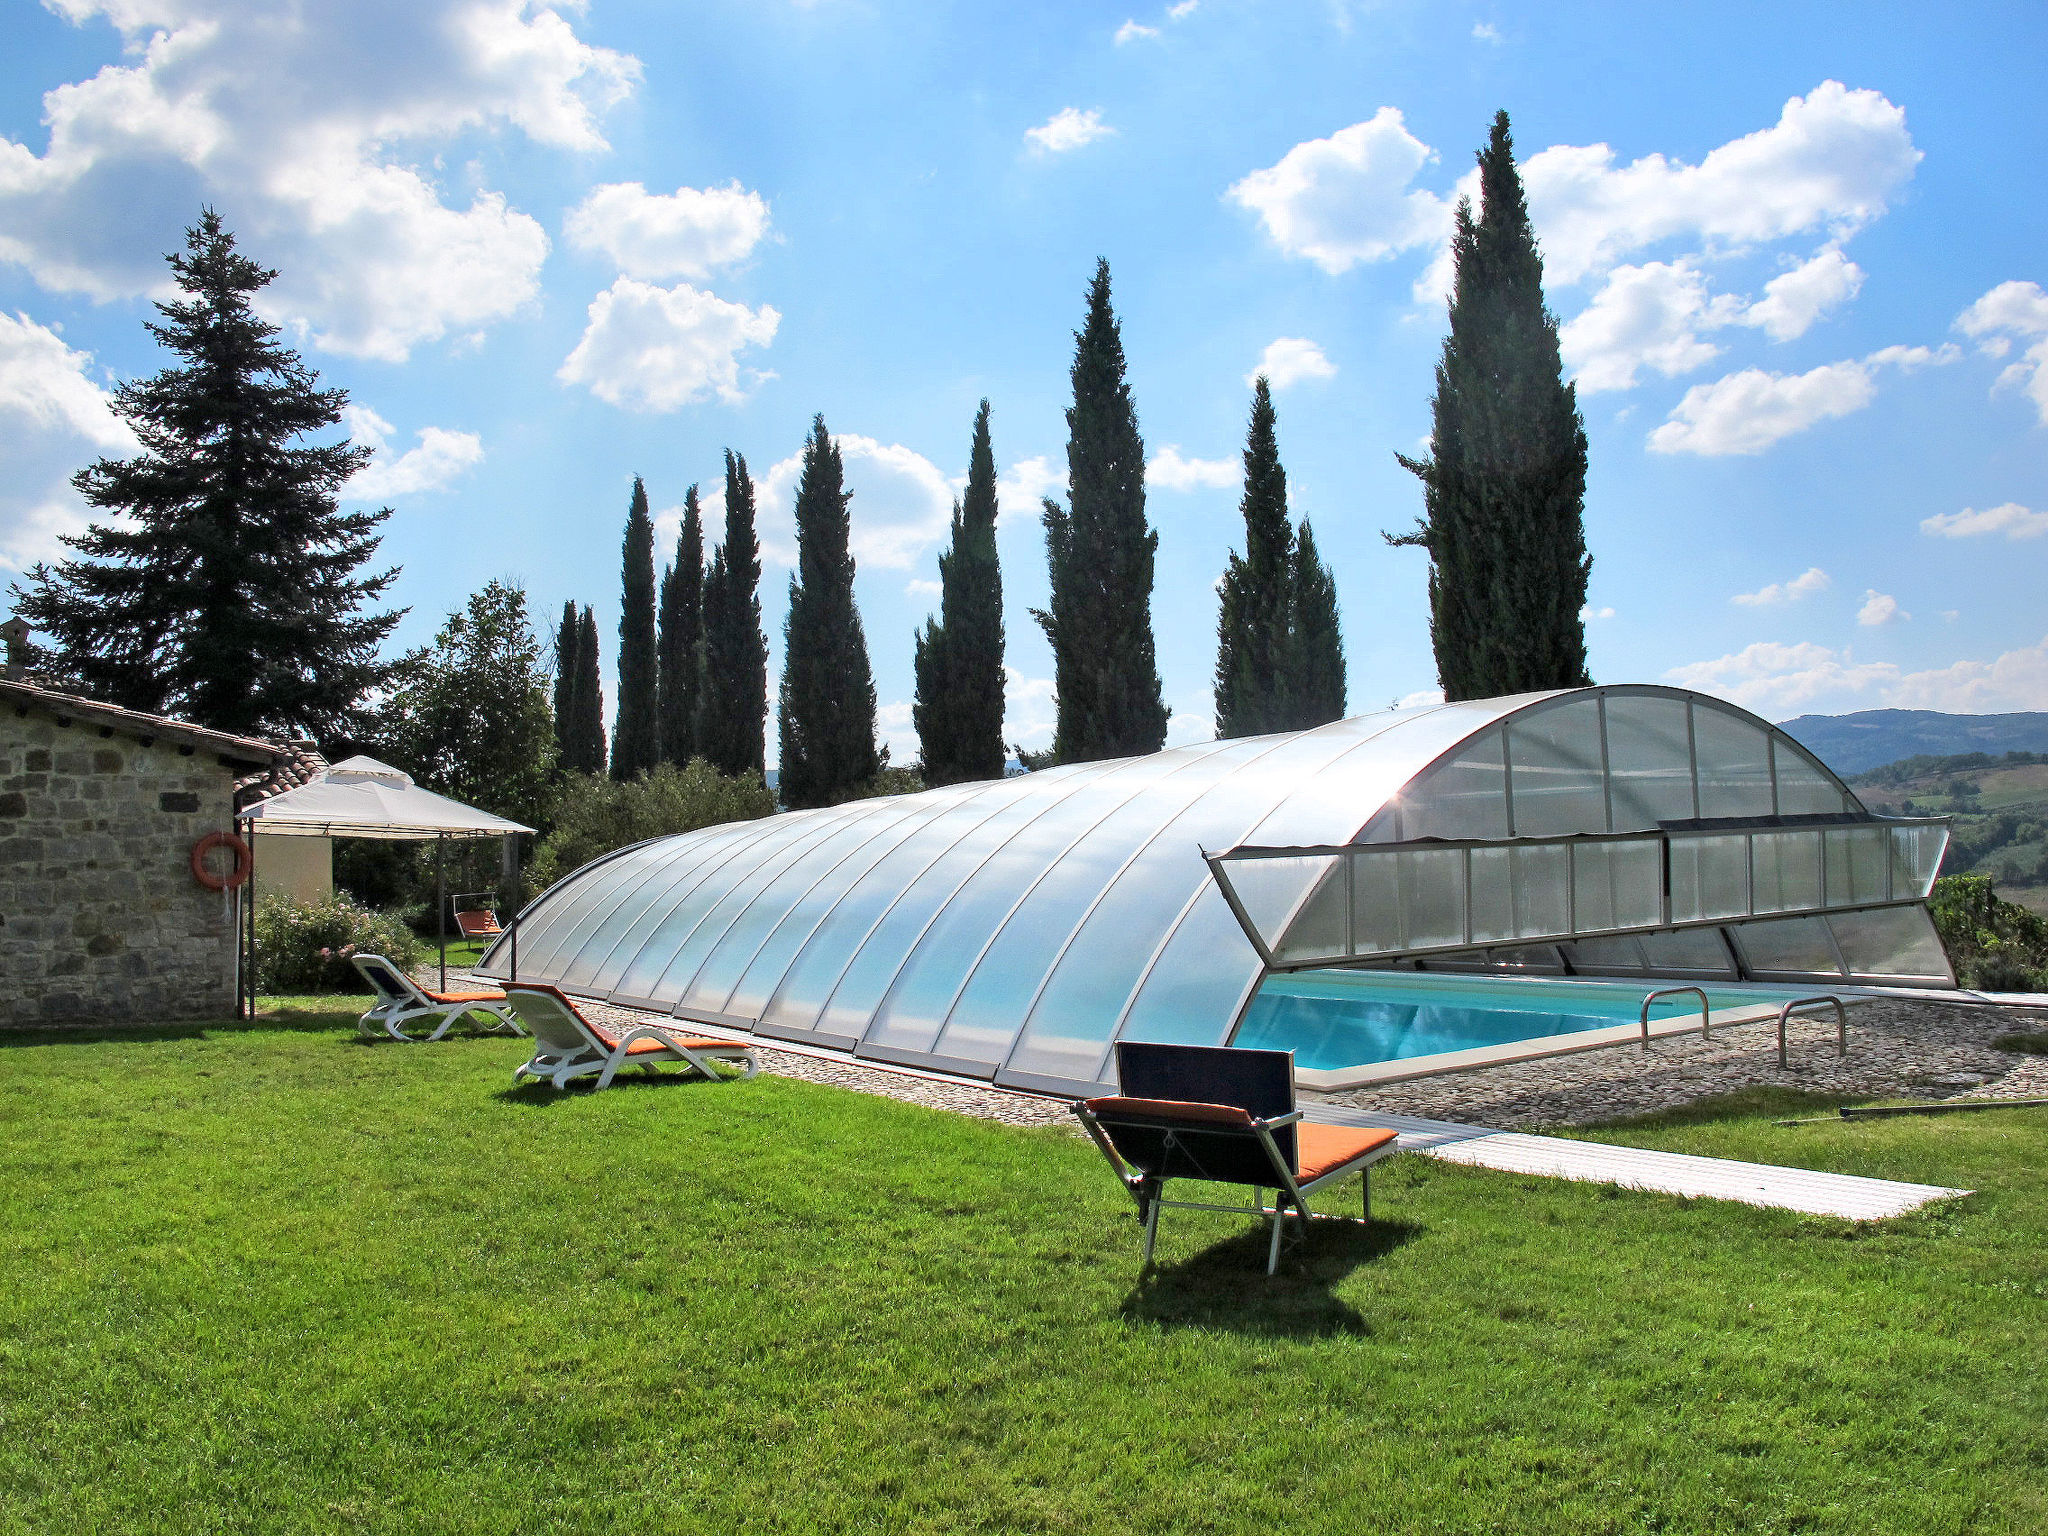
[0,710,242,1026]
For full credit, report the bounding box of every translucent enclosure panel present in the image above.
[1603,692,1696,829]
[1565,934,1648,974]
[512,838,697,976]
[1670,834,1749,922]
[1828,906,1952,981]
[1750,829,1823,915]
[914,741,1262,1064]
[1730,915,1844,977]
[759,791,1047,1034]
[1466,846,1515,945]
[1399,729,1509,842]
[1509,842,1571,937]
[617,805,867,1001]
[1774,741,1855,816]
[681,795,946,1018]
[1693,706,1775,820]
[1272,864,1352,963]
[1636,926,1737,977]
[1571,839,1663,932]
[1824,826,1891,907]
[1400,846,1469,949]
[1224,854,1339,954]
[583,817,810,993]
[721,792,979,1022]
[550,827,772,986]
[1507,699,1608,837]
[1890,824,1948,897]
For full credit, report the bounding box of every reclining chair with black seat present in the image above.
[1072,1040,1401,1276]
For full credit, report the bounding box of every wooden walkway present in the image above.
[1306,1104,1967,1220]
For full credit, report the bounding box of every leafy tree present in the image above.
[571,605,607,776]
[1214,377,1296,738]
[611,476,660,780]
[384,579,557,831]
[1389,111,1591,702]
[552,599,581,768]
[1288,519,1346,728]
[11,209,399,737]
[1034,259,1167,763]
[657,484,705,768]
[913,399,1006,785]
[778,417,879,809]
[697,451,768,777]
[527,761,776,894]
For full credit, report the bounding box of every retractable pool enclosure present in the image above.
[479,686,1952,1097]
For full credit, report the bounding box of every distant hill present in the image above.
[1776,710,2048,777]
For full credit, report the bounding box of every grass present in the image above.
[3,1004,2046,1534]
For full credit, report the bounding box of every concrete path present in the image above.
[1307,1103,1968,1220]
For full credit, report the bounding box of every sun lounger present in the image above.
[1072,1040,1400,1275]
[502,981,761,1090]
[350,953,524,1042]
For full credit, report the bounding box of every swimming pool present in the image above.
[1231,969,1806,1088]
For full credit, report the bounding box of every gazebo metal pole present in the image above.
[437,832,447,992]
[243,818,258,1020]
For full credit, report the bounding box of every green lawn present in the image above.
[3,1002,2045,1534]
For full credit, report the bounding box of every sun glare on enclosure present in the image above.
[482,686,1952,1097]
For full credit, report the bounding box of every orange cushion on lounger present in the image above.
[1081,1096,1257,1128]
[421,988,509,1004]
[1294,1124,1400,1183]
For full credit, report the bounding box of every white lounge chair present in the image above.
[350,953,524,1042]
[503,981,760,1090]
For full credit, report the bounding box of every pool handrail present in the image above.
[1640,986,1712,1051]
[1776,995,1847,1068]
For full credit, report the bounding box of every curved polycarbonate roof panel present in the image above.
[481,686,1877,1094]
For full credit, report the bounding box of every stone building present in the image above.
[0,676,316,1027]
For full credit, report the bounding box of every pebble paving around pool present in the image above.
[557,990,2048,1134]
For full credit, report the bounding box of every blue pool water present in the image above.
[1232,970,1791,1071]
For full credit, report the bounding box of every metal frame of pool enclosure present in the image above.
[479,685,1952,1098]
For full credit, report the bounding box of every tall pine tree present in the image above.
[656,484,705,768]
[611,476,660,780]
[572,605,607,776]
[1213,377,1296,738]
[697,451,767,778]
[913,399,1006,785]
[552,599,582,769]
[1288,520,1347,727]
[11,209,399,737]
[778,417,879,808]
[1034,259,1167,764]
[1390,110,1591,701]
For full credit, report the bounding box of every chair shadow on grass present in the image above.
[493,1064,751,1107]
[1118,1214,1423,1339]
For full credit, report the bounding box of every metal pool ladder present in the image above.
[1640,986,1711,1050]
[1776,995,1847,1068]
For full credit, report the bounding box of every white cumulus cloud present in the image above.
[1026,108,1113,155]
[558,279,779,413]
[1561,261,1741,393]
[1732,567,1831,607]
[1956,279,2048,424]
[0,310,138,570]
[1921,502,2048,541]
[339,404,483,499]
[1113,19,1159,43]
[1670,636,2048,716]
[756,433,956,572]
[1148,445,1237,491]
[1742,247,1864,341]
[998,455,1062,522]
[1648,343,1957,456]
[1857,590,1906,626]
[1227,107,1447,274]
[0,0,639,361]
[564,181,770,282]
[1249,336,1336,389]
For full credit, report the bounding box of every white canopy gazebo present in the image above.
[241,756,536,994]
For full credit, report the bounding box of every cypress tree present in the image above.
[1390,110,1591,701]
[611,475,660,780]
[1213,377,1295,738]
[697,451,767,778]
[913,400,1006,786]
[552,599,581,768]
[11,209,399,737]
[573,605,607,776]
[1033,259,1167,764]
[1288,520,1347,728]
[778,417,879,808]
[657,484,705,767]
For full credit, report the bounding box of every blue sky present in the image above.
[2,0,2044,762]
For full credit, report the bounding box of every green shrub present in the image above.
[255,893,428,994]
[527,760,776,895]
[1927,874,2048,992]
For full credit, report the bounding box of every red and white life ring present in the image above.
[190,830,253,891]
